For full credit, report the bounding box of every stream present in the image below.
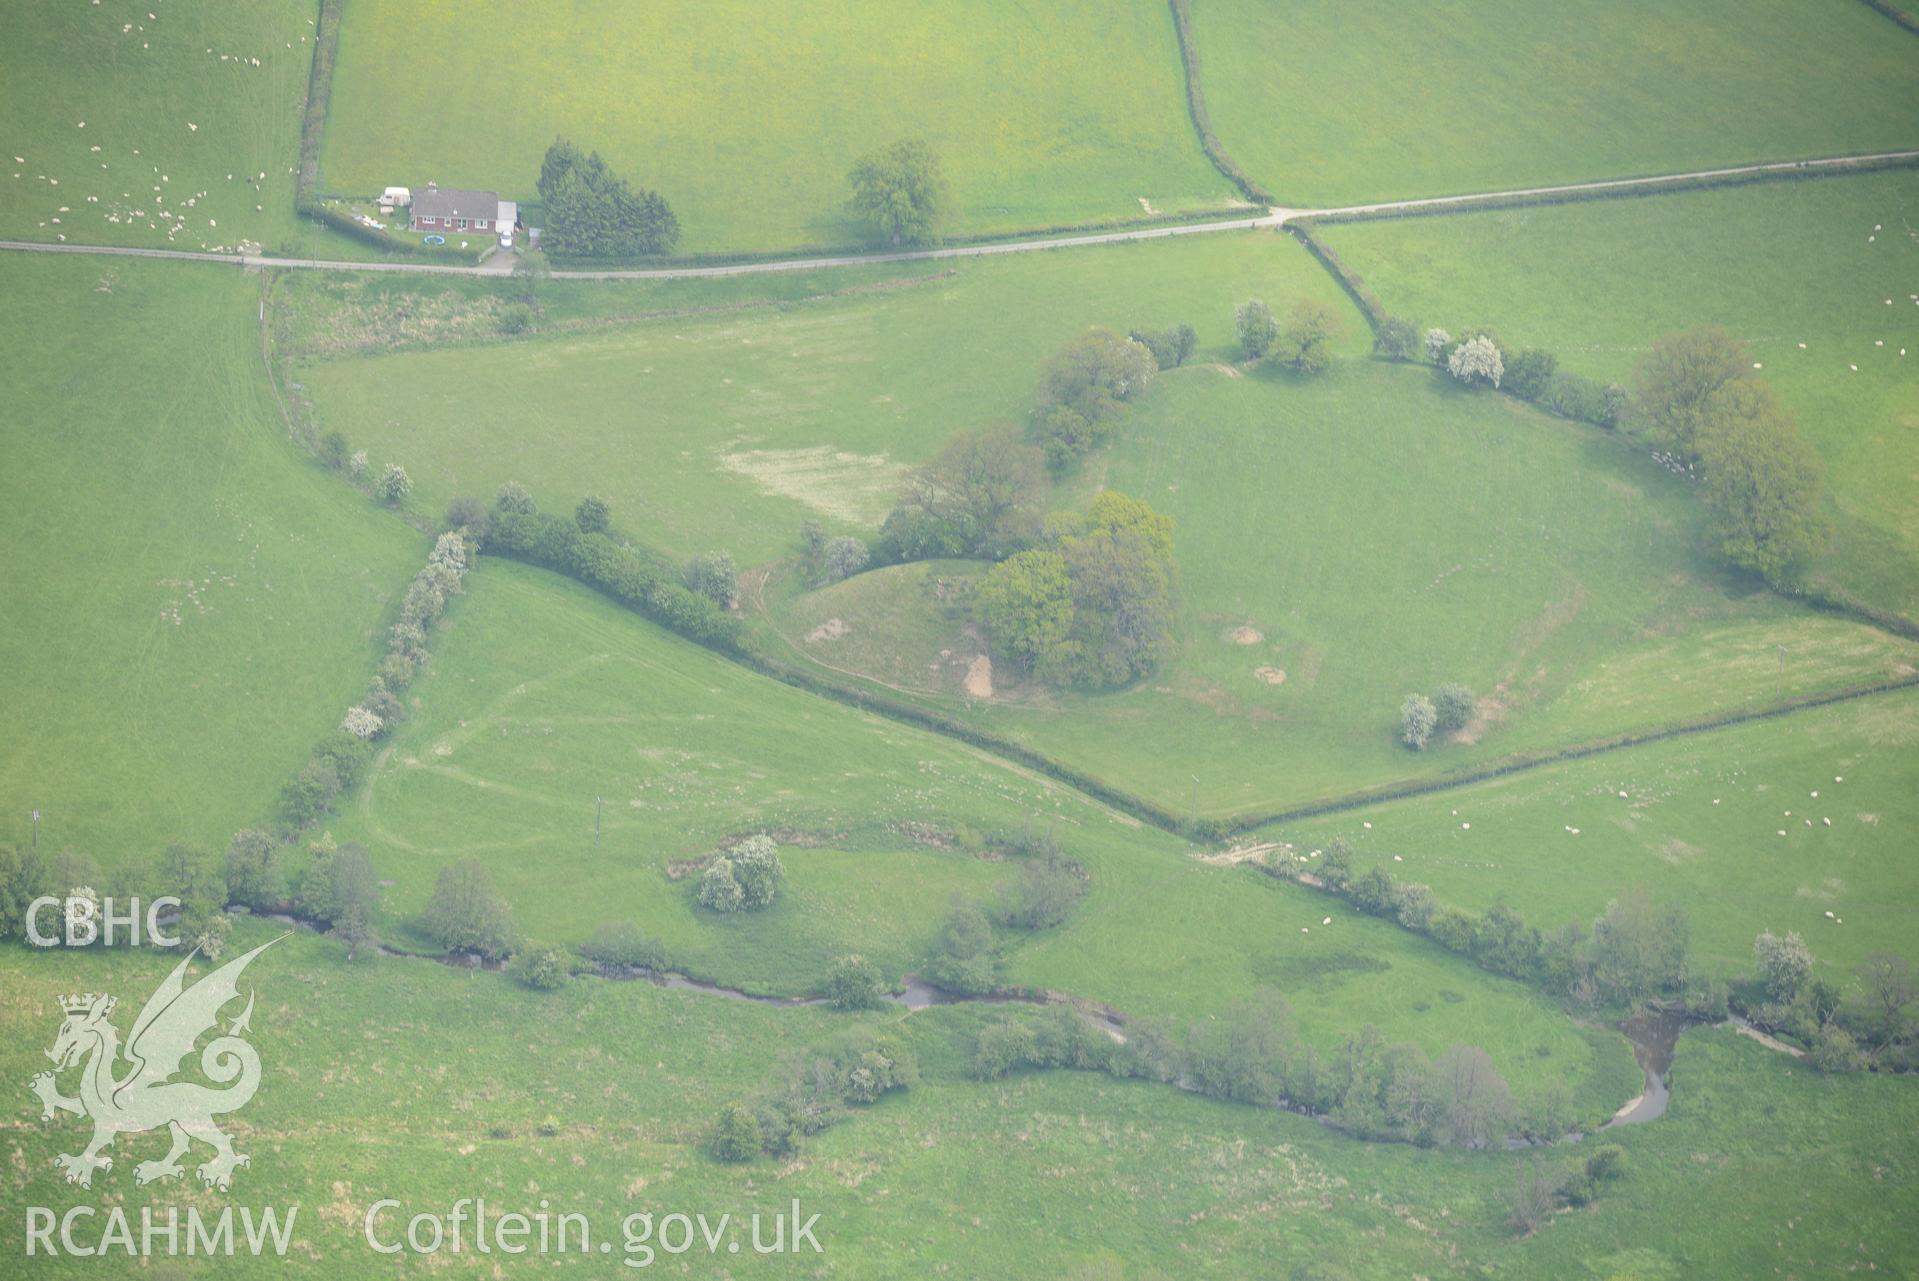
[259,913,1706,1131]
[257,912,1125,1028]
[1601,1008,1689,1127]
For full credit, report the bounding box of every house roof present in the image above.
[413,183,498,221]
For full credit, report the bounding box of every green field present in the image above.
[1189,0,1919,207]
[0,0,324,252]
[0,254,420,865]
[915,364,1919,818]
[328,553,1636,1112]
[326,556,1035,993]
[1317,169,1919,617]
[287,232,1339,564]
[6,7,1919,1274]
[4,930,1916,1277]
[1275,686,1919,982]
[320,0,1235,255]
[292,234,1919,821]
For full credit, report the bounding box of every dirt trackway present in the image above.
[2,149,1914,279]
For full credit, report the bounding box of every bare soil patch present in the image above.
[807,617,850,643]
[963,654,993,699]
[1226,625,1264,645]
[1254,666,1287,685]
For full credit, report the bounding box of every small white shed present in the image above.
[381,185,412,207]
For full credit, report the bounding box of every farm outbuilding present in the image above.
[381,185,412,207]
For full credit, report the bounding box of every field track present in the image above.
[3,148,1914,279]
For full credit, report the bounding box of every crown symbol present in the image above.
[59,993,112,1016]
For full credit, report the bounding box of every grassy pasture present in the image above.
[4,930,1917,1276]
[0,254,420,866]
[327,558,1035,994]
[320,0,1234,255]
[291,233,1919,820]
[771,365,1919,820]
[1005,845,1642,1120]
[1189,0,1919,207]
[287,231,1342,563]
[1316,170,1919,618]
[0,0,323,252]
[327,556,1635,1107]
[1274,686,1919,983]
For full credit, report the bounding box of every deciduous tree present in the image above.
[1235,298,1277,360]
[1694,380,1830,585]
[847,139,948,247]
[1273,298,1344,373]
[1631,326,1748,458]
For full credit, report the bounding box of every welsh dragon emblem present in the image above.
[28,937,282,1191]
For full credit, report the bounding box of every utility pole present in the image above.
[1191,776,1200,830]
[30,809,39,852]
[595,796,603,845]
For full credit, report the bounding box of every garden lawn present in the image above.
[1272,686,1919,984]
[320,0,1233,255]
[0,254,421,868]
[1316,169,1919,618]
[1189,0,1919,207]
[0,0,325,252]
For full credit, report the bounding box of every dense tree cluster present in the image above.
[1272,298,1345,373]
[825,953,886,1010]
[1631,326,1750,461]
[1507,1145,1629,1235]
[712,1027,917,1161]
[797,521,874,585]
[1235,298,1278,360]
[973,993,1537,1149]
[537,137,680,258]
[877,427,1049,562]
[1031,329,1159,472]
[1399,682,1475,749]
[991,853,1086,931]
[682,549,738,607]
[1309,848,1698,1008]
[976,491,1177,688]
[1447,334,1504,388]
[697,835,785,914]
[485,488,743,651]
[507,943,573,991]
[1129,323,1198,370]
[1373,315,1419,361]
[293,832,380,959]
[922,896,998,994]
[1742,931,1918,1072]
[1693,380,1830,585]
[1414,324,1623,425]
[1631,328,1831,584]
[421,859,518,960]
